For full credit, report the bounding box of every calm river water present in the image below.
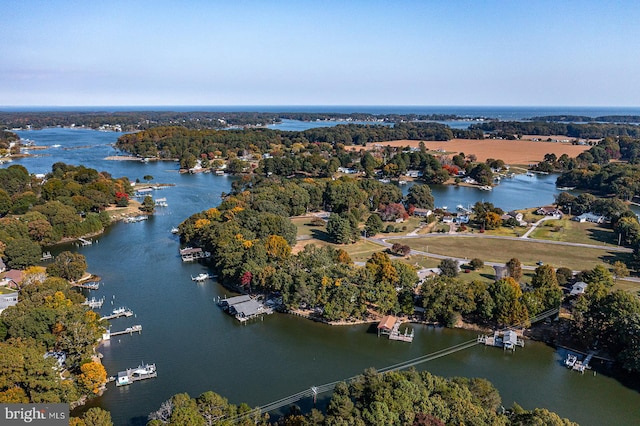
[5,128,640,425]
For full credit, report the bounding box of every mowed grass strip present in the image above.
[393,236,629,271]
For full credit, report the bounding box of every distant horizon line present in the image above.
[1,104,639,108]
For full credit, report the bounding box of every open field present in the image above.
[530,219,617,245]
[291,224,640,293]
[351,139,591,164]
[393,235,630,271]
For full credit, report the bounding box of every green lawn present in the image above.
[393,235,629,271]
[291,217,324,238]
[0,286,17,294]
[529,218,617,245]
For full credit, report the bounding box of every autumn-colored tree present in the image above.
[506,258,523,282]
[335,249,352,264]
[78,361,107,395]
[264,235,291,260]
[240,271,252,288]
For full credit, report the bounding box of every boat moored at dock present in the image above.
[115,363,157,386]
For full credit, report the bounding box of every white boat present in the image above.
[131,363,156,377]
[171,227,179,234]
[51,144,61,148]
[479,185,493,191]
[191,273,212,282]
[456,204,465,211]
[398,180,407,185]
[564,354,577,368]
[112,307,127,315]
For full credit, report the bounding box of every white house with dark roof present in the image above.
[0,292,18,314]
[570,281,588,296]
[573,212,605,224]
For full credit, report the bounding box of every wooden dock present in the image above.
[73,281,100,290]
[388,321,414,342]
[478,330,525,351]
[101,308,134,320]
[103,325,142,340]
[180,246,211,262]
[377,315,414,343]
[82,297,105,309]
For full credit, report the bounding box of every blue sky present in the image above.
[2,0,639,107]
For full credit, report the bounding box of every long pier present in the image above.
[103,325,142,340]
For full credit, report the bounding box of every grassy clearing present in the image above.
[393,235,629,271]
[379,216,424,235]
[0,286,17,295]
[342,240,386,263]
[291,217,324,238]
[530,219,617,245]
[613,278,640,295]
[483,226,524,237]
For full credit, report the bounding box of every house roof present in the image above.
[229,299,264,317]
[179,247,202,255]
[377,315,397,331]
[503,330,518,345]
[570,281,588,296]
[219,295,252,307]
[3,269,24,283]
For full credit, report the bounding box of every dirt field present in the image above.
[352,139,591,164]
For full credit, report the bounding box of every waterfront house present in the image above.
[0,292,18,314]
[536,206,563,217]
[413,208,432,217]
[454,215,470,224]
[573,212,605,224]
[570,281,588,296]
[2,269,24,289]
